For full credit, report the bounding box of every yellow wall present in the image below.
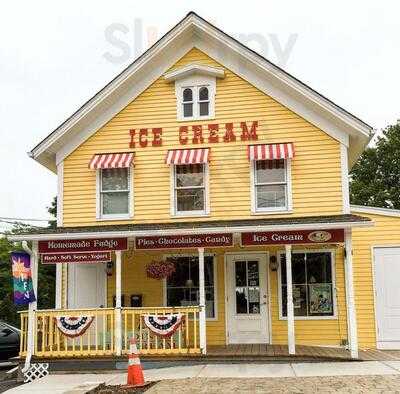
[60,48,380,349]
[59,212,400,350]
[62,48,343,226]
[352,211,400,349]
[105,245,349,347]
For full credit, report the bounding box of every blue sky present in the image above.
[1,0,399,231]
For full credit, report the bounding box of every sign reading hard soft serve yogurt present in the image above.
[41,251,111,264]
[135,234,233,250]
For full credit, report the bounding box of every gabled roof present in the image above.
[30,12,373,173]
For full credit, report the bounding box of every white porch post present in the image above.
[344,228,359,359]
[198,247,207,354]
[285,244,295,355]
[115,250,122,356]
[55,264,63,309]
[22,240,38,371]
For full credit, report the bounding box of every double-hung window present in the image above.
[99,168,131,218]
[181,86,210,119]
[253,159,289,211]
[173,164,207,215]
[166,256,216,319]
[279,251,335,319]
[249,143,294,213]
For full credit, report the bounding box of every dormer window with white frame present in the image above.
[164,64,225,121]
[181,85,210,119]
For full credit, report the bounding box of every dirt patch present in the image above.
[88,382,156,394]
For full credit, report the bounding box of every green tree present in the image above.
[350,121,400,208]
[0,200,57,326]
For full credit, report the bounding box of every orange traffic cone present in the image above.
[125,337,146,387]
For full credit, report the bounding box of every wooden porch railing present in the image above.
[122,306,201,355]
[20,308,115,357]
[19,306,201,358]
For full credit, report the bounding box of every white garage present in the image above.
[374,247,400,349]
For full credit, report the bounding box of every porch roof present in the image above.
[8,214,372,241]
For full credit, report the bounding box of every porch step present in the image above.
[14,354,357,373]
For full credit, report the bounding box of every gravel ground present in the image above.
[145,375,400,393]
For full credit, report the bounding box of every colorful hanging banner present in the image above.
[11,252,36,305]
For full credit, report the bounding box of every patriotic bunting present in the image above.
[143,314,184,338]
[55,316,94,338]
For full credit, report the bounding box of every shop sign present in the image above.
[41,251,112,264]
[38,238,128,253]
[241,229,344,246]
[135,233,233,250]
[129,121,259,148]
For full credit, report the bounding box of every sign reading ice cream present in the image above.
[129,121,259,148]
[241,229,344,246]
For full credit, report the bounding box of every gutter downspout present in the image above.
[21,241,38,373]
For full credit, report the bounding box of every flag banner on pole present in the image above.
[11,251,36,305]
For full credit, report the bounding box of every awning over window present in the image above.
[248,143,295,161]
[165,148,210,165]
[88,153,134,169]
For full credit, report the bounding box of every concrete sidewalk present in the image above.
[5,361,400,393]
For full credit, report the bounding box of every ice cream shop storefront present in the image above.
[11,217,371,364]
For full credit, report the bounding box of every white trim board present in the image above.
[56,162,64,226]
[351,205,400,218]
[30,12,372,173]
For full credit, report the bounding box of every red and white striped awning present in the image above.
[248,143,295,161]
[165,148,210,165]
[88,152,134,169]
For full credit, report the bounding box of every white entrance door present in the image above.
[374,247,400,349]
[68,263,106,309]
[226,253,269,344]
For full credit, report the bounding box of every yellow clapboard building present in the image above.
[10,13,400,363]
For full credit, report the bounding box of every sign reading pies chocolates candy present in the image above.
[241,229,344,246]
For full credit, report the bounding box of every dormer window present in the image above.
[181,86,210,119]
[199,87,209,116]
[182,87,194,117]
[164,64,225,121]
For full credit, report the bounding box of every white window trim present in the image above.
[277,249,338,321]
[162,253,218,321]
[175,75,216,121]
[170,163,210,217]
[96,167,134,221]
[250,158,293,214]
[56,161,64,227]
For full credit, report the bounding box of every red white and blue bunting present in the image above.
[143,314,184,338]
[54,316,94,338]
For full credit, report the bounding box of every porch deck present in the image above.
[207,345,400,362]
